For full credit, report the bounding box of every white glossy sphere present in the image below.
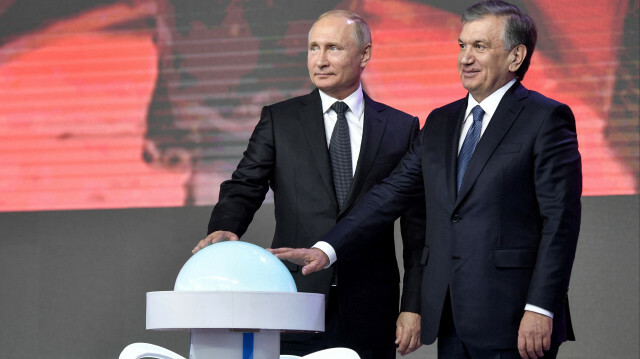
[174,241,297,292]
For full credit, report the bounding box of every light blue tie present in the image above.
[457,105,484,193]
[329,101,352,209]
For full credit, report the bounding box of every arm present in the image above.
[396,117,426,355]
[518,103,582,358]
[273,128,426,273]
[195,106,276,251]
[325,123,426,259]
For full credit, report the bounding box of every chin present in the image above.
[461,83,475,94]
[314,81,336,90]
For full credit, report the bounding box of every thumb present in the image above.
[301,264,313,275]
[301,261,321,275]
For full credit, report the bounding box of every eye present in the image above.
[459,43,465,49]
[475,44,485,50]
[330,45,339,51]
[309,45,319,51]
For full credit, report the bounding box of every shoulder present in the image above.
[510,82,569,113]
[423,97,467,123]
[434,97,467,114]
[266,89,320,112]
[523,89,567,109]
[365,94,417,123]
[515,87,575,127]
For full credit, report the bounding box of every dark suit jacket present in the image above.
[322,82,582,349]
[207,89,425,347]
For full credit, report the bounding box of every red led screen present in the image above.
[1,0,638,211]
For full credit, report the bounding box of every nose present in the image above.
[459,47,474,66]
[316,50,329,68]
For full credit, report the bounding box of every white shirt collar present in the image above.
[319,85,364,120]
[465,78,517,120]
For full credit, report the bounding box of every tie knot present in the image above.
[471,105,484,123]
[331,101,349,114]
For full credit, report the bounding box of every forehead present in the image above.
[459,15,505,42]
[309,15,355,43]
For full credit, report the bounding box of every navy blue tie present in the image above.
[329,101,352,209]
[457,105,484,193]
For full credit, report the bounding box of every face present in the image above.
[307,15,371,100]
[458,15,519,102]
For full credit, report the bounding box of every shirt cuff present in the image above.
[311,241,337,268]
[525,304,554,319]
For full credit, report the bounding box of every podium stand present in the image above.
[146,289,324,359]
[120,241,326,359]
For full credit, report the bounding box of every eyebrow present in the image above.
[308,41,340,48]
[458,37,490,45]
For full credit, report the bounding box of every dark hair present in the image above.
[462,0,537,80]
[312,10,372,50]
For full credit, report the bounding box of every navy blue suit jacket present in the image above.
[322,82,582,349]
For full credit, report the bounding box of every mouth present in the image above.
[461,69,480,78]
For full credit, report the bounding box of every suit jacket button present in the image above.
[451,214,460,223]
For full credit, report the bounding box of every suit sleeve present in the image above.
[207,106,276,236]
[323,124,426,270]
[399,117,426,313]
[527,103,582,313]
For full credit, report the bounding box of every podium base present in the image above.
[189,329,279,359]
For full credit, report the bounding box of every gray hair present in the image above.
[462,0,537,80]
[311,10,372,50]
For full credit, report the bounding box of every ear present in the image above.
[508,44,527,73]
[360,44,372,69]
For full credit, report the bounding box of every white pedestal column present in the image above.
[189,329,279,359]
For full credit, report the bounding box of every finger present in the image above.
[210,231,238,243]
[395,328,408,354]
[395,324,403,345]
[409,334,421,353]
[273,249,309,267]
[527,336,538,359]
[518,335,529,359]
[534,335,544,358]
[409,335,422,353]
[542,333,551,352]
[222,232,239,241]
[272,250,299,260]
[398,325,414,355]
[398,337,409,355]
[192,233,218,254]
[267,247,294,254]
[192,239,209,254]
[301,261,321,275]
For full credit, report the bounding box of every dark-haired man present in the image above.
[193,9,425,359]
[273,2,582,358]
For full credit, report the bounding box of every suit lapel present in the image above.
[445,99,468,204]
[297,90,338,207]
[340,93,387,216]
[455,82,527,204]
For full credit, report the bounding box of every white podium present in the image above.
[120,241,328,359]
[146,290,325,359]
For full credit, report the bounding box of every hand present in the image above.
[268,247,329,275]
[395,312,422,355]
[192,231,239,254]
[518,310,553,358]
